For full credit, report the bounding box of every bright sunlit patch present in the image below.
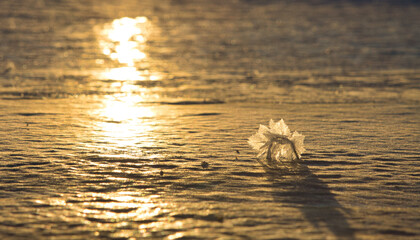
[95,16,163,87]
[89,95,158,153]
[89,17,166,155]
[168,232,185,240]
[99,67,146,81]
[96,67,162,83]
[99,17,150,67]
[99,95,154,122]
[149,75,161,81]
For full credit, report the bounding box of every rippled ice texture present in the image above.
[1,0,419,104]
[1,100,419,239]
[0,0,419,239]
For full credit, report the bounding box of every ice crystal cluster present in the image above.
[248,119,305,167]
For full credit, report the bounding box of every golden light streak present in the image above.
[96,16,162,83]
[99,17,149,67]
[93,95,156,150]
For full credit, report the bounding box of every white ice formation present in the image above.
[248,119,305,167]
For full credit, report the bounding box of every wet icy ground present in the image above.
[1,0,419,239]
[0,99,419,239]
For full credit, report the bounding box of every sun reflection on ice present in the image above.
[65,17,175,237]
[90,16,167,156]
[89,95,158,155]
[102,67,144,81]
[100,17,148,67]
[99,95,154,122]
[96,16,161,83]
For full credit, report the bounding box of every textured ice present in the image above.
[248,119,305,167]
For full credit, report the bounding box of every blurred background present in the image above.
[1,0,419,103]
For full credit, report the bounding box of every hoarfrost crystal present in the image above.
[248,119,305,167]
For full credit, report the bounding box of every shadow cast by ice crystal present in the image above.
[265,163,355,239]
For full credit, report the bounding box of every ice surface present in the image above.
[0,0,419,239]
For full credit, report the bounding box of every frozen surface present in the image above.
[1,100,419,239]
[0,0,419,239]
[0,0,419,104]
